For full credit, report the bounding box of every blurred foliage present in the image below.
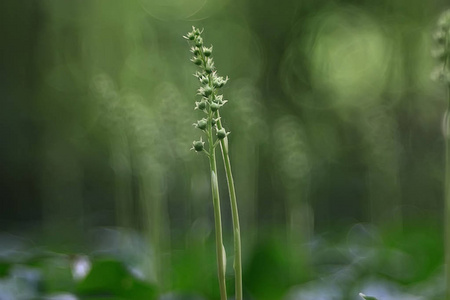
[0,225,444,299]
[1,0,449,299]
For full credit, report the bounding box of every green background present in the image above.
[0,0,448,299]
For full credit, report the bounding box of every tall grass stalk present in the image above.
[432,10,450,300]
[184,27,242,300]
[216,114,243,300]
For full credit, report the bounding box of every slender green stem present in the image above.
[216,113,243,300]
[208,114,228,300]
[444,31,450,300]
[445,82,450,300]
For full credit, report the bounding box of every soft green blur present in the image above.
[0,0,448,299]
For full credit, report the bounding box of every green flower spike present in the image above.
[184,26,242,300]
[432,9,450,84]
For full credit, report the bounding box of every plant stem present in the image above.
[445,31,450,300]
[208,115,228,300]
[216,113,243,300]
[445,82,450,300]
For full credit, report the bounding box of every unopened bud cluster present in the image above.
[432,10,450,84]
[184,27,230,153]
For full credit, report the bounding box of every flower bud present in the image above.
[210,102,220,112]
[433,30,446,44]
[213,76,228,88]
[438,10,450,31]
[199,75,209,85]
[195,100,207,111]
[191,57,202,65]
[194,27,202,36]
[194,118,208,130]
[201,86,213,97]
[203,46,213,57]
[205,58,214,74]
[195,37,203,47]
[193,47,201,56]
[192,139,205,152]
[217,128,228,140]
[184,32,195,40]
[214,94,227,106]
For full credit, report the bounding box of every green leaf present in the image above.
[76,259,158,300]
[0,261,12,278]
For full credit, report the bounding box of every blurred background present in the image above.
[1,0,449,299]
